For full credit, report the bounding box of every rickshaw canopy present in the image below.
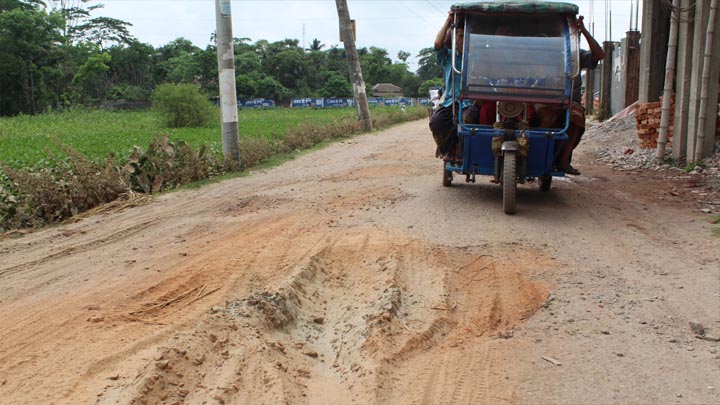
[451,1,579,15]
[451,1,580,104]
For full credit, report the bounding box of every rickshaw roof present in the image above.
[451,1,579,15]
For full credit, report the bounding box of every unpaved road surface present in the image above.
[1,119,718,404]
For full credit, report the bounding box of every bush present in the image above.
[151,83,215,128]
[123,136,221,193]
[1,150,127,229]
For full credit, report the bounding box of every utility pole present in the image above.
[694,0,719,161]
[335,0,373,131]
[656,0,680,162]
[215,0,240,163]
[599,40,614,118]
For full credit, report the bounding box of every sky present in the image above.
[97,0,642,71]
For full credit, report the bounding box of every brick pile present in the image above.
[635,96,674,149]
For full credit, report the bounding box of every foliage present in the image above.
[0,106,425,231]
[1,1,438,116]
[308,38,324,52]
[320,74,352,98]
[0,4,65,115]
[1,148,126,229]
[418,78,444,98]
[151,83,215,128]
[683,161,707,172]
[72,51,111,101]
[123,135,217,193]
[416,47,443,82]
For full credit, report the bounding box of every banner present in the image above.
[323,98,354,108]
[233,98,418,109]
[291,98,324,108]
[238,99,274,108]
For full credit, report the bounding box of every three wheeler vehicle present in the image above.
[442,1,581,214]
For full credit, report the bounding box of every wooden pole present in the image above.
[335,0,373,131]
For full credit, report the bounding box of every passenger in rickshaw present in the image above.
[542,16,604,175]
[429,12,473,165]
[467,25,539,127]
[475,101,537,126]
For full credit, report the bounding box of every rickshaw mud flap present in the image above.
[496,142,528,184]
[501,140,519,152]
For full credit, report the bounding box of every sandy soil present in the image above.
[0,119,718,405]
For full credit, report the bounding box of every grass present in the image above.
[0,107,360,168]
[0,104,426,230]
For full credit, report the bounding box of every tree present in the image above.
[400,74,422,97]
[273,49,305,94]
[418,78,444,98]
[320,73,352,98]
[164,52,201,84]
[308,38,324,52]
[254,74,289,102]
[72,50,110,101]
[416,47,443,81]
[304,49,327,93]
[73,15,132,49]
[235,52,261,74]
[0,3,64,115]
[397,50,410,62]
[0,0,44,12]
[48,1,133,48]
[154,38,201,83]
[235,73,258,98]
[107,39,155,97]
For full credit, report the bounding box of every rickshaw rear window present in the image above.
[460,14,571,102]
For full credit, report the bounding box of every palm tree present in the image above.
[308,38,325,52]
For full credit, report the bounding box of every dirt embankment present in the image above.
[0,119,718,404]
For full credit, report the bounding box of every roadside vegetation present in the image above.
[0,1,438,231]
[0,103,426,231]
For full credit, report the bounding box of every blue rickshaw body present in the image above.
[441,1,581,213]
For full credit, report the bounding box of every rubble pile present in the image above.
[587,114,720,213]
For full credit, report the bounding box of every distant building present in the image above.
[372,83,403,97]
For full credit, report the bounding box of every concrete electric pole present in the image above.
[335,0,373,132]
[215,0,240,163]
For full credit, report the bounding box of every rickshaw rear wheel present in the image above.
[442,165,453,187]
[539,175,552,192]
[503,151,517,215]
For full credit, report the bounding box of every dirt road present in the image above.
[0,119,718,404]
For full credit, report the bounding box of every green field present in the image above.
[0,108,361,168]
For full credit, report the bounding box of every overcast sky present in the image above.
[98,0,642,70]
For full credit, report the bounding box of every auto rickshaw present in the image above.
[442,1,581,214]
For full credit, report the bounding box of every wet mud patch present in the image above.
[101,227,553,404]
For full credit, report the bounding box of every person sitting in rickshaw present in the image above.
[538,16,604,175]
[429,12,473,165]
